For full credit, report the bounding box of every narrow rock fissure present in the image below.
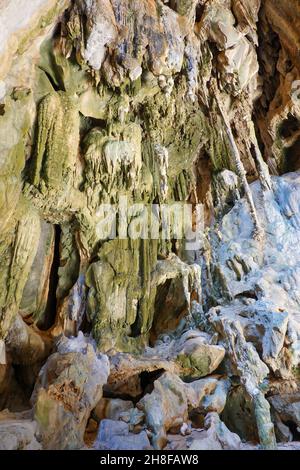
[38,225,61,330]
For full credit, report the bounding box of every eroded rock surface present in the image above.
[31,334,109,449]
[94,419,152,451]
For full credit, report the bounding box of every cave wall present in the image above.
[0,0,299,361]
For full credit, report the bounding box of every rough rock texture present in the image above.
[106,329,225,399]
[94,419,152,450]
[0,409,41,450]
[93,398,133,422]
[189,412,241,450]
[31,334,109,449]
[138,371,230,449]
[0,0,300,452]
[166,412,241,451]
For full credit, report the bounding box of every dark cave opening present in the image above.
[279,114,300,140]
[79,114,107,142]
[129,300,142,338]
[284,421,300,441]
[102,385,136,402]
[0,363,29,412]
[149,276,190,346]
[11,363,39,409]
[164,1,178,12]
[37,225,61,330]
[284,138,300,173]
[37,67,61,92]
[102,368,166,403]
[235,290,258,301]
[163,0,204,22]
[195,3,205,23]
[253,9,282,163]
[139,368,165,396]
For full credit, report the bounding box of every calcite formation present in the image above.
[0,0,300,452]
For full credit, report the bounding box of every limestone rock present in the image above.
[119,407,145,432]
[94,419,151,450]
[5,314,51,365]
[152,329,225,380]
[173,330,225,379]
[0,0,70,80]
[93,398,133,422]
[137,371,230,449]
[20,220,55,325]
[191,377,230,416]
[138,372,189,449]
[209,173,300,376]
[232,0,261,33]
[268,393,300,434]
[107,330,225,400]
[0,418,41,450]
[212,169,241,218]
[189,412,241,450]
[221,384,259,442]
[31,333,109,449]
[77,0,118,71]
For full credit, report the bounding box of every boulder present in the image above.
[174,333,225,379]
[269,392,300,438]
[106,352,176,398]
[93,398,133,422]
[189,413,241,450]
[138,372,189,449]
[119,407,145,432]
[0,419,41,450]
[31,333,109,449]
[107,329,225,399]
[222,384,259,442]
[138,371,230,449]
[94,419,151,450]
[190,376,230,420]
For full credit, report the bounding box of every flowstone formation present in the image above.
[0,0,300,451]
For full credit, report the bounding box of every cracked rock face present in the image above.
[0,0,300,451]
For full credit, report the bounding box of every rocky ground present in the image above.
[0,0,300,451]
